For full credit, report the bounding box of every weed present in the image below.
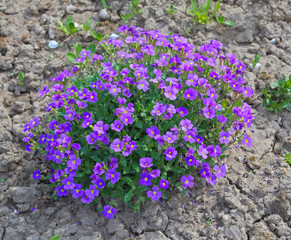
[165,4,178,15]
[130,0,144,16]
[18,72,24,85]
[55,16,81,35]
[263,74,291,113]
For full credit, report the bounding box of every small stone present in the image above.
[48,40,58,49]
[12,101,25,113]
[66,5,76,14]
[110,33,119,39]
[99,9,109,21]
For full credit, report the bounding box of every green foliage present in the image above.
[263,74,291,113]
[55,16,81,35]
[130,0,144,16]
[82,18,92,32]
[250,54,261,69]
[215,15,235,26]
[121,13,134,24]
[101,0,110,10]
[18,72,24,85]
[165,4,178,15]
[184,27,191,36]
[285,153,291,165]
[50,235,60,240]
[187,0,234,26]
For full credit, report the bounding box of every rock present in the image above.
[111,1,123,11]
[225,225,242,240]
[271,190,291,220]
[8,187,37,204]
[136,231,170,240]
[249,221,276,240]
[99,9,109,21]
[66,5,76,14]
[106,219,125,235]
[12,101,26,113]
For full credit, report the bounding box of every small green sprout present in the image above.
[263,74,291,113]
[121,13,134,24]
[101,0,110,10]
[130,0,144,16]
[187,0,234,26]
[82,18,92,32]
[184,27,191,36]
[215,15,235,26]
[165,4,177,15]
[55,16,81,35]
[0,178,4,183]
[18,72,24,85]
[50,235,60,240]
[285,153,291,165]
[250,54,261,70]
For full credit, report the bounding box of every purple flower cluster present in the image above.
[23,25,255,219]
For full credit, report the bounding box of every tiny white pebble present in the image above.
[49,40,58,49]
[270,39,276,43]
[110,33,119,39]
[254,63,261,69]
[74,23,79,28]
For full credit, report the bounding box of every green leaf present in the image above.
[136,119,143,129]
[86,43,96,55]
[222,20,235,26]
[210,1,220,18]
[50,235,60,240]
[270,81,279,89]
[221,99,228,109]
[83,18,92,32]
[64,16,73,29]
[18,72,24,85]
[0,178,4,183]
[124,189,134,202]
[73,43,82,57]
[68,22,76,34]
[134,200,141,213]
[66,52,77,63]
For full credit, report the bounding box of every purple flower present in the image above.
[181,175,194,189]
[93,121,109,135]
[93,163,105,175]
[51,84,63,92]
[110,138,124,152]
[219,131,231,144]
[26,144,32,152]
[76,100,87,108]
[96,179,106,189]
[141,44,155,55]
[185,156,199,168]
[82,118,93,128]
[67,155,81,170]
[139,173,153,186]
[163,146,177,161]
[105,169,121,184]
[23,132,34,142]
[71,184,83,198]
[62,176,76,190]
[183,88,198,100]
[152,102,166,116]
[102,205,117,219]
[241,134,252,147]
[195,135,203,144]
[180,119,193,131]
[164,85,178,100]
[159,179,169,190]
[217,114,227,123]
[203,107,216,119]
[64,109,76,121]
[206,174,217,186]
[146,126,160,138]
[120,113,133,125]
[150,169,160,178]
[162,131,177,144]
[199,166,211,178]
[176,106,188,117]
[139,157,153,168]
[111,120,123,132]
[198,145,208,159]
[32,170,41,180]
[137,80,149,92]
[242,86,254,98]
[86,132,97,145]
[85,185,99,199]
[214,163,226,178]
[109,85,121,96]
[183,130,196,143]
[56,185,69,197]
[39,86,49,97]
[147,186,162,201]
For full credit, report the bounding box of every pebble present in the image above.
[99,9,109,21]
[48,40,58,49]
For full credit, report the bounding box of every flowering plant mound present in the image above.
[23,25,254,218]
